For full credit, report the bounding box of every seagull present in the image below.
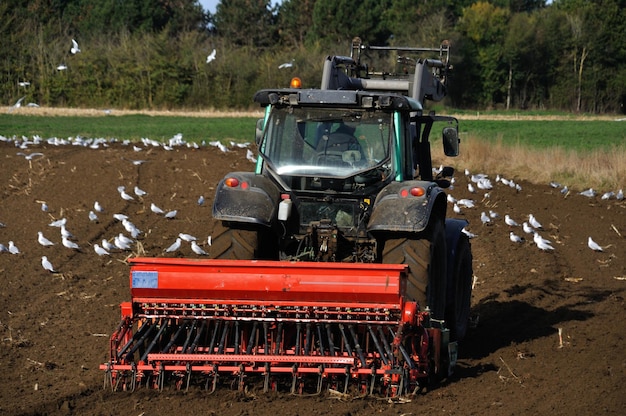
[509,232,524,243]
[467,183,476,193]
[38,231,55,247]
[600,191,614,200]
[560,185,569,195]
[40,202,49,212]
[278,59,294,69]
[11,96,25,110]
[246,148,257,163]
[197,195,205,206]
[191,241,207,255]
[17,152,44,160]
[71,39,81,54]
[617,189,624,200]
[165,238,182,253]
[49,218,67,227]
[113,213,128,221]
[587,237,604,252]
[528,214,543,229]
[179,233,197,242]
[18,81,30,87]
[57,64,67,71]
[118,186,134,201]
[150,203,165,214]
[453,203,461,214]
[122,219,141,238]
[164,210,177,219]
[480,212,491,225]
[42,256,56,272]
[102,239,117,252]
[447,194,457,204]
[504,215,519,227]
[457,199,475,209]
[94,244,110,256]
[60,224,74,240]
[62,236,80,250]
[461,228,477,239]
[94,201,104,213]
[533,232,554,251]
[206,48,216,63]
[579,188,596,198]
[114,234,133,250]
[522,222,534,234]
[134,186,147,197]
[8,241,20,254]
[0,243,8,253]
[489,210,499,219]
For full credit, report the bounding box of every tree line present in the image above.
[2,0,625,113]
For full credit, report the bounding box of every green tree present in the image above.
[277,0,316,49]
[309,0,392,46]
[457,1,510,107]
[214,0,277,47]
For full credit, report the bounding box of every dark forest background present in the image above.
[2,0,625,113]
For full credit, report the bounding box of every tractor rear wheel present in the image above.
[210,222,278,260]
[380,220,447,321]
[445,235,473,341]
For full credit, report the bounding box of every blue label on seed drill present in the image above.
[132,271,158,288]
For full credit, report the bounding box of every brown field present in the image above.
[0,137,624,415]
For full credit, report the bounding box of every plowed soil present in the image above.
[0,139,624,416]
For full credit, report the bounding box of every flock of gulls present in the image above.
[0,132,253,274]
[445,167,622,253]
[0,130,622,274]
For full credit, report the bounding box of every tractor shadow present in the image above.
[448,282,616,382]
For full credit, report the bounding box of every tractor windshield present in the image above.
[259,107,392,178]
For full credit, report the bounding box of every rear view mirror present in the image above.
[255,118,265,146]
[442,126,459,157]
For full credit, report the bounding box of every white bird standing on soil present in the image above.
[88,211,98,222]
[504,215,519,227]
[165,238,182,253]
[480,212,491,225]
[528,214,543,229]
[38,231,55,246]
[522,222,534,234]
[49,218,66,227]
[102,239,117,252]
[179,233,197,242]
[587,237,604,252]
[191,241,207,255]
[41,256,56,272]
[119,186,134,201]
[94,244,110,256]
[453,203,461,214]
[509,232,524,243]
[62,236,80,250]
[533,232,554,251]
[8,241,20,254]
[150,203,165,214]
[164,210,177,219]
[134,186,147,197]
[579,188,595,198]
[94,201,104,213]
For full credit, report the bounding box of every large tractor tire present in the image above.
[380,220,448,322]
[445,235,473,341]
[210,222,278,260]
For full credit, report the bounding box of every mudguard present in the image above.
[212,172,281,226]
[367,180,447,233]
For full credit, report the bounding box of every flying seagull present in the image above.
[71,39,81,54]
[278,59,295,69]
[206,49,216,63]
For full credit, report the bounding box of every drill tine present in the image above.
[274,322,283,355]
[140,318,168,362]
[161,320,187,353]
[377,325,394,364]
[180,320,197,354]
[325,323,336,356]
[217,321,230,354]
[188,320,207,354]
[304,323,311,356]
[246,321,259,354]
[125,322,156,362]
[367,324,388,366]
[348,324,366,368]
[338,324,354,357]
[316,323,325,356]
[116,319,151,360]
[208,319,221,353]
